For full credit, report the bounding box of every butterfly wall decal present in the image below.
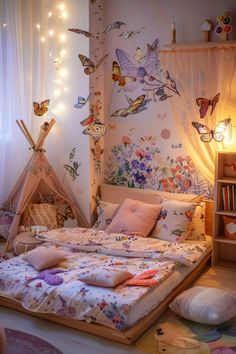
[74,93,92,109]
[139,136,157,144]
[111,94,147,117]
[80,114,95,127]
[78,54,109,75]
[134,39,159,63]
[112,61,136,88]
[33,99,50,117]
[171,143,182,149]
[156,113,167,120]
[115,48,158,84]
[68,28,94,37]
[80,114,106,139]
[82,121,106,139]
[99,21,126,34]
[192,118,231,143]
[196,92,220,118]
[119,26,146,39]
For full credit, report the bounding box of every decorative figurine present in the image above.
[215,10,232,41]
[200,20,212,42]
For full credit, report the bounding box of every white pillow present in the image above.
[93,201,119,230]
[185,202,206,241]
[151,200,197,242]
[169,286,236,325]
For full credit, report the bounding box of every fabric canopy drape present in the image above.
[160,46,236,185]
[0,0,48,205]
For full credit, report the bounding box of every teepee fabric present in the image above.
[4,120,89,250]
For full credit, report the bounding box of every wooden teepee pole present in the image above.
[35,119,56,150]
[16,120,36,148]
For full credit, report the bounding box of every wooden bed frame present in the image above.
[0,250,211,344]
[0,185,213,344]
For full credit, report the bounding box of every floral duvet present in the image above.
[0,228,210,330]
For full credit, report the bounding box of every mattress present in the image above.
[0,228,211,330]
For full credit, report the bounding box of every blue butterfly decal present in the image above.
[74,93,91,109]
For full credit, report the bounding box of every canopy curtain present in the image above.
[0,0,48,205]
[160,46,236,185]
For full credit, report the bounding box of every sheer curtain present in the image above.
[0,0,47,205]
[160,46,236,184]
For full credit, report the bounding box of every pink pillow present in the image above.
[105,198,162,237]
[22,247,66,271]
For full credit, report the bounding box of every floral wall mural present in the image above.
[101,0,236,199]
[105,134,213,198]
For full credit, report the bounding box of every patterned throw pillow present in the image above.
[93,201,119,230]
[78,267,133,287]
[22,246,66,271]
[151,200,197,242]
[22,204,58,230]
[185,202,206,241]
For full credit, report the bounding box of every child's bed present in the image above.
[0,184,213,344]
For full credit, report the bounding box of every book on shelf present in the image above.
[221,184,236,211]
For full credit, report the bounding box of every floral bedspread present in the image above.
[0,228,210,330]
[36,227,208,266]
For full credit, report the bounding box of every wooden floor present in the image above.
[1,267,236,354]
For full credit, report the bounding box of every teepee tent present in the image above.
[4,119,89,250]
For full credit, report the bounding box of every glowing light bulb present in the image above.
[54,89,62,97]
[48,11,52,18]
[2,23,7,27]
[40,36,46,42]
[63,87,68,92]
[49,52,53,57]
[59,68,68,78]
[60,49,66,57]
[48,29,54,36]
[61,11,68,19]
[57,103,66,112]
[59,33,66,42]
[36,24,41,30]
[58,4,65,11]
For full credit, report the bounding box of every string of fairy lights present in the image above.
[35,3,69,118]
[2,3,69,121]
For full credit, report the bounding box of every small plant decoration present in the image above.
[63,147,81,181]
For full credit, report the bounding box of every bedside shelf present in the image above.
[163,40,236,50]
[212,151,236,271]
[214,237,236,245]
[215,210,236,217]
[217,177,236,184]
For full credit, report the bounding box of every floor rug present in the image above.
[136,317,236,354]
[5,328,63,354]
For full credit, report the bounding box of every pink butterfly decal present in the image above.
[156,113,167,120]
[196,93,220,118]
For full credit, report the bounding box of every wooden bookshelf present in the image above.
[212,151,236,271]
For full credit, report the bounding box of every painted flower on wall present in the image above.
[105,137,213,198]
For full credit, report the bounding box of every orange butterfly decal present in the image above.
[33,99,50,117]
[112,61,136,88]
[196,93,220,118]
[79,54,109,75]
